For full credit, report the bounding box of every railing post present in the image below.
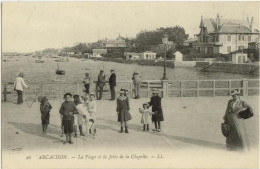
[59,83,62,99]
[213,81,215,97]
[229,80,231,95]
[130,81,133,98]
[162,80,169,98]
[147,81,150,98]
[242,79,248,96]
[180,81,183,97]
[197,81,199,97]
[3,84,7,102]
[40,82,43,96]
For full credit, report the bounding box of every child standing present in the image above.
[116,90,132,133]
[149,89,164,132]
[39,96,52,134]
[73,95,85,137]
[59,93,78,144]
[83,73,91,95]
[139,103,152,131]
[88,93,97,135]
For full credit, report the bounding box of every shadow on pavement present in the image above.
[9,122,64,142]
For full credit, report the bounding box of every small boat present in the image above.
[56,61,65,75]
[56,70,65,75]
[35,60,44,63]
[55,58,70,62]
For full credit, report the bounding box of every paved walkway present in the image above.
[1,96,259,168]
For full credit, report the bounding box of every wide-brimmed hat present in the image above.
[89,93,96,97]
[230,89,241,96]
[120,90,125,94]
[64,93,72,98]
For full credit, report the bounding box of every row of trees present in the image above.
[54,26,190,58]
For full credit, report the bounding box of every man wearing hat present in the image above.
[14,72,29,104]
[132,72,142,99]
[109,70,116,100]
[96,70,106,100]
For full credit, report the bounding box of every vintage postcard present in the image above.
[1,1,259,168]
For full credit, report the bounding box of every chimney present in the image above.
[216,13,220,29]
[247,17,254,32]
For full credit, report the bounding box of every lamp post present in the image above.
[162,33,168,80]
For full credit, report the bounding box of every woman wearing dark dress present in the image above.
[149,89,164,132]
[59,93,78,144]
[116,90,132,133]
[223,89,252,151]
[40,96,52,134]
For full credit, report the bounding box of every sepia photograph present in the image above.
[1,1,260,168]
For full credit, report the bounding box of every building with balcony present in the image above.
[99,34,126,48]
[194,14,260,54]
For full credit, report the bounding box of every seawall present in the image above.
[203,63,259,75]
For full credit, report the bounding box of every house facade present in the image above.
[124,51,156,60]
[99,34,126,48]
[194,14,260,54]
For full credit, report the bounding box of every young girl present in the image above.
[39,96,52,134]
[74,95,92,136]
[149,89,164,132]
[116,90,132,133]
[139,103,152,131]
[88,93,97,135]
[59,93,78,144]
[73,95,85,137]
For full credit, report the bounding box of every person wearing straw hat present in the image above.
[59,93,78,144]
[14,72,29,104]
[223,89,252,151]
[116,90,132,133]
[149,89,164,132]
[139,103,153,131]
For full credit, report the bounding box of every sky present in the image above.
[2,1,260,53]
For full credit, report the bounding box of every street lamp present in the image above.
[162,33,168,80]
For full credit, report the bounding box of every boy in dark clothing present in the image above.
[39,96,52,134]
[59,93,78,144]
[96,70,106,100]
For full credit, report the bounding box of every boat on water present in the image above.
[35,60,45,63]
[55,58,70,62]
[56,61,65,75]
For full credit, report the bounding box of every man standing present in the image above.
[14,72,28,104]
[109,70,116,100]
[132,72,142,99]
[96,70,106,100]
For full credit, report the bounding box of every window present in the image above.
[227,35,231,41]
[248,36,251,42]
[216,36,219,42]
[238,35,241,41]
[227,46,231,53]
[242,35,245,41]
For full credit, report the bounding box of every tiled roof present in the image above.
[201,18,252,33]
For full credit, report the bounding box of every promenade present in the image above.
[1,96,259,168]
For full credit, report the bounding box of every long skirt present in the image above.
[63,119,74,134]
[41,112,50,125]
[118,109,132,122]
[226,113,250,151]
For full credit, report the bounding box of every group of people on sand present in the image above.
[13,72,254,151]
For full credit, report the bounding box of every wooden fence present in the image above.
[2,78,259,101]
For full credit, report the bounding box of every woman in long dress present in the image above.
[223,89,252,151]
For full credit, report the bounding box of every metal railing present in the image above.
[2,78,259,101]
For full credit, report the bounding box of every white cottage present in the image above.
[232,52,248,64]
[140,51,156,60]
[173,51,183,61]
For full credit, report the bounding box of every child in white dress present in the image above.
[139,103,153,131]
[87,93,97,135]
